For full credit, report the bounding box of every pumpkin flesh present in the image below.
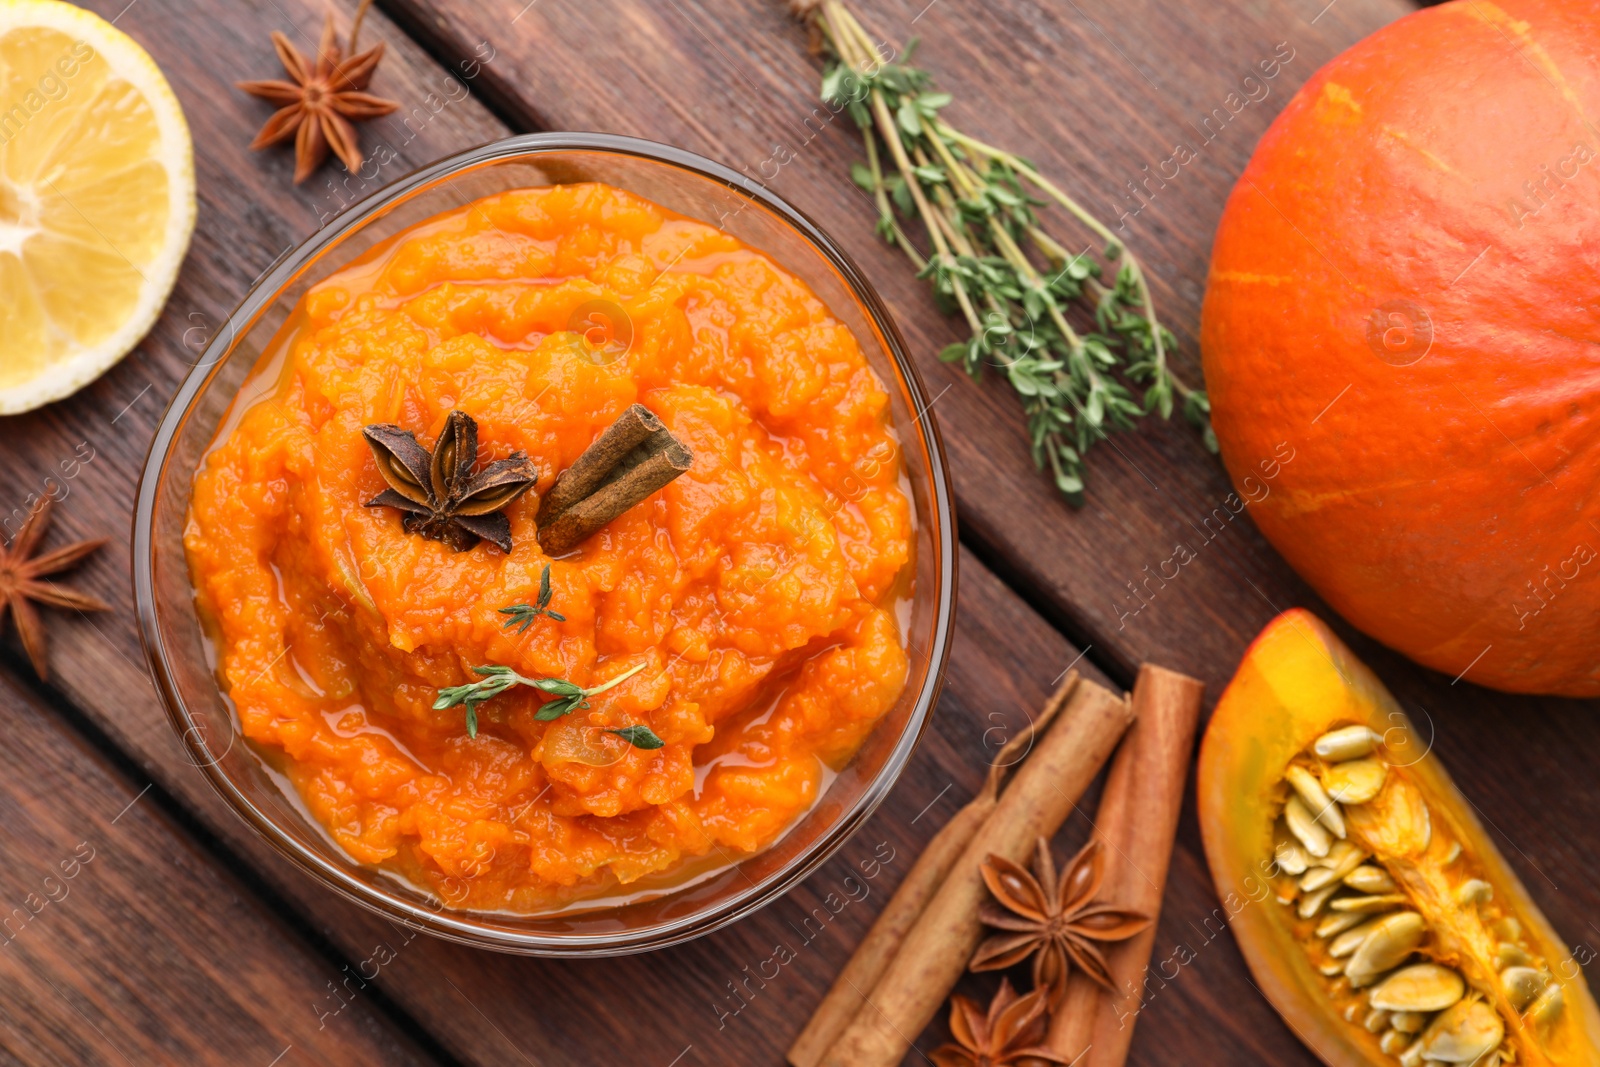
[1198,610,1600,1067]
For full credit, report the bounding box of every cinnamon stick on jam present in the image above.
[536,404,693,556]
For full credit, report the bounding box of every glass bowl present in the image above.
[133,134,957,956]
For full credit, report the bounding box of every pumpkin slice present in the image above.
[1198,609,1600,1067]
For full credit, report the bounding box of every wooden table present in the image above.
[5,0,1595,1063]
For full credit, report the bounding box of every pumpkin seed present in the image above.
[1297,882,1340,919]
[1454,879,1492,906]
[1398,1039,1424,1067]
[1275,831,1311,876]
[1329,918,1383,958]
[1285,795,1333,858]
[1314,725,1381,761]
[1363,1007,1390,1033]
[1379,1028,1409,1054]
[1343,1003,1362,1023]
[1345,912,1426,987]
[1389,1011,1426,1034]
[1343,865,1397,894]
[1529,982,1564,1025]
[1443,840,1461,864]
[1286,765,1347,838]
[1312,839,1363,870]
[1319,959,1346,977]
[1323,758,1387,804]
[1317,910,1368,939]
[1501,965,1544,1012]
[1302,846,1367,892]
[1368,963,1466,1012]
[1493,916,1521,942]
[1418,998,1502,1062]
[1301,866,1339,893]
[1495,942,1530,971]
[1331,893,1410,913]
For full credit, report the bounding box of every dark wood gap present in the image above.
[956,514,1140,691]
[375,0,555,133]
[0,647,471,1067]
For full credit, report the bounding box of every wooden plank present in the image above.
[0,672,439,1067]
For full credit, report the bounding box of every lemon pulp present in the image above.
[0,2,193,412]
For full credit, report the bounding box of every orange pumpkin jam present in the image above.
[185,184,912,912]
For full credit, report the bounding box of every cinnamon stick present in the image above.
[1045,664,1204,1066]
[536,404,692,555]
[819,676,1134,1067]
[787,673,1078,1067]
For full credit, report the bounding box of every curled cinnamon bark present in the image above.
[818,675,1134,1067]
[787,675,1076,1067]
[535,404,692,555]
[1045,663,1204,1066]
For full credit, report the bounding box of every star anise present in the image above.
[236,2,399,184]
[362,411,539,553]
[0,498,108,681]
[972,838,1151,1008]
[931,978,1070,1067]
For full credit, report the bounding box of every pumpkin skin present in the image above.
[1197,609,1600,1067]
[1200,0,1600,695]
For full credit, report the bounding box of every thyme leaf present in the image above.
[607,725,666,750]
[497,564,568,633]
[803,0,1216,502]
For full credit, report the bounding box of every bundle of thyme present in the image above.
[795,0,1214,500]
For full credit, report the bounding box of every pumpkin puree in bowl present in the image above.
[185,184,913,913]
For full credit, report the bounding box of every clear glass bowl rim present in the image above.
[133,132,957,955]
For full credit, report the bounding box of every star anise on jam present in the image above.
[931,978,1070,1067]
[0,498,108,681]
[362,411,539,553]
[235,6,399,184]
[972,837,1152,1009]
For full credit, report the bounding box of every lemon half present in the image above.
[0,0,194,414]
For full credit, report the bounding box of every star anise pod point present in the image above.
[971,836,1152,1009]
[236,7,399,184]
[931,977,1071,1067]
[363,410,539,553]
[0,498,109,681]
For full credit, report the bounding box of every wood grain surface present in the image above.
[2,0,1598,1065]
[0,670,437,1066]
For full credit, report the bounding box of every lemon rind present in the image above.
[0,0,195,415]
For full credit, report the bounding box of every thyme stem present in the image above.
[803,0,1216,498]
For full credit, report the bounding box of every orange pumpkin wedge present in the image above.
[1198,609,1600,1067]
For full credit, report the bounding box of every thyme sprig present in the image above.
[433,661,648,739]
[498,564,566,633]
[804,0,1215,500]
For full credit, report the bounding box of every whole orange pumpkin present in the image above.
[1201,0,1600,696]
